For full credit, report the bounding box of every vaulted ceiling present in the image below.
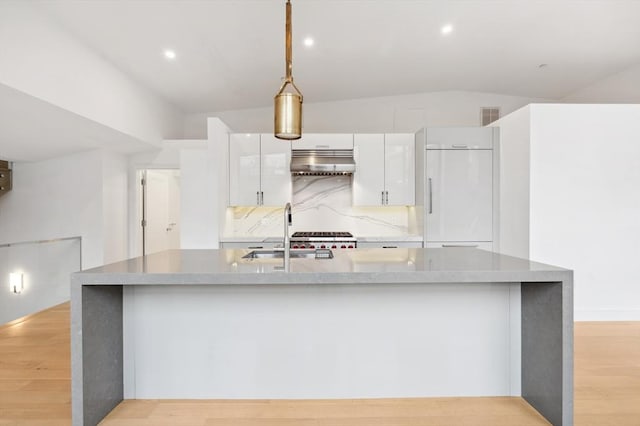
[38,0,640,113]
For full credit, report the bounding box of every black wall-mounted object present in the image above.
[0,160,12,196]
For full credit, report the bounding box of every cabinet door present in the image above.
[353,134,385,205]
[260,134,292,205]
[426,150,492,241]
[426,127,494,149]
[384,134,415,205]
[229,134,261,206]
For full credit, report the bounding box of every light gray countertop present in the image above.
[73,248,570,286]
[220,235,423,243]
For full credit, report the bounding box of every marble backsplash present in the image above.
[223,176,417,238]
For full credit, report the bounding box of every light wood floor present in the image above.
[1,303,639,426]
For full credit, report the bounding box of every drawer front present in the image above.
[425,242,493,251]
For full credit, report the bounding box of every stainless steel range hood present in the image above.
[290,149,356,175]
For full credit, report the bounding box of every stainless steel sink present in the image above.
[242,249,333,259]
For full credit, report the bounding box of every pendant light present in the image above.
[274,0,303,140]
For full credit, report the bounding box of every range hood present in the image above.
[290,149,356,175]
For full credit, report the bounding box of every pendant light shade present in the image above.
[274,0,303,140]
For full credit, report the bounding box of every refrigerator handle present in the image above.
[428,178,433,214]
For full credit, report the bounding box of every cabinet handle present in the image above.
[257,191,260,205]
[386,191,389,205]
[260,191,264,205]
[452,144,468,149]
[248,246,264,249]
[382,246,398,249]
[441,244,479,248]
[381,191,385,205]
[428,178,433,214]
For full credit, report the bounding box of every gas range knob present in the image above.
[340,245,346,249]
[331,245,337,249]
[348,245,354,249]
[309,245,315,249]
[320,245,326,249]
[293,245,299,249]
[300,245,306,249]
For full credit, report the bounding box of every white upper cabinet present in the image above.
[229,133,261,206]
[353,134,385,205]
[425,149,493,241]
[384,134,415,206]
[228,133,291,206]
[426,127,495,150]
[259,134,292,205]
[291,134,353,150]
[353,134,415,206]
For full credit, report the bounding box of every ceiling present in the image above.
[0,84,153,162]
[36,0,640,114]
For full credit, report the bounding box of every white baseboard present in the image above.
[575,309,640,321]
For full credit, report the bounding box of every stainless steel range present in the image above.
[290,231,357,249]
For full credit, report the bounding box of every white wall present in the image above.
[496,104,640,320]
[0,1,184,145]
[102,151,129,265]
[0,150,104,268]
[0,238,81,324]
[0,149,131,268]
[490,106,531,259]
[179,118,229,249]
[0,149,131,323]
[562,63,640,103]
[184,91,548,138]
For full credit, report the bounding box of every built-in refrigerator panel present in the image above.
[425,149,493,242]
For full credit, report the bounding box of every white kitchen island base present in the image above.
[71,248,573,426]
[123,283,520,399]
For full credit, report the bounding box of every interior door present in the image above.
[426,150,492,242]
[144,169,181,255]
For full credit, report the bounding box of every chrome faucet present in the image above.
[283,202,292,271]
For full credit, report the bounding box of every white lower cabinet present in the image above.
[228,133,291,206]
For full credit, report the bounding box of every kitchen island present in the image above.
[71,248,573,426]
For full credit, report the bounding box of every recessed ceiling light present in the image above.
[163,49,176,60]
[303,37,314,47]
[441,24,453,35]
